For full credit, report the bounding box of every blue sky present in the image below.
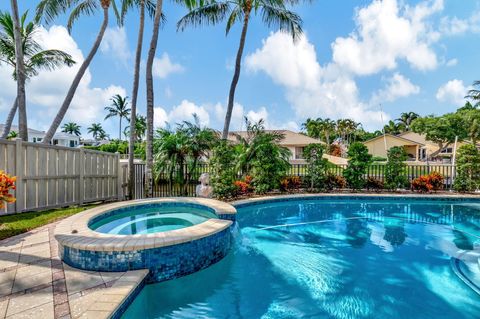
[1,0,479,138]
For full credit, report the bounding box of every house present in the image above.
[0,125,80,147]
[227,130,325,164]
[363,131,471,162]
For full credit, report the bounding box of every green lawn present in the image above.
[0,205,96,241]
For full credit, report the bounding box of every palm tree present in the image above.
[177,0,303,140]
[124,114,146,141]
[145,0,164,197]
[302,118,320,139]
[6,130,17,140]
[104,94,131,140]
[396,112,419,131]
[0,11,75,139]
[36,0,120,144]
[119,0,156,200]
[97,130,109,140]
[61,122,81,136]
[319,118,336,145]
[8,0,27,141]
[466,81,480,106]
[87,123,105,140]
[383,120,403,135]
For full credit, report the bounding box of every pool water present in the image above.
[89,205,217,235]
[123,199,480,318]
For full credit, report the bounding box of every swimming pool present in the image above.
[89,205,218,234]
[123,196,480,319]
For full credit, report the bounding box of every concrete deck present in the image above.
[0,223,147,319]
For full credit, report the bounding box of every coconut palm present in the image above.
[302,118,320,139]
[145,0,165,197]
[466,81,480,106]
[383,120,404,135]
[61,122,81,136]
[97,130,109,140]
[177,0,303,140]
[36,0,120,145]
[396,112,419,131]
[0,11,75,139]
[8,0,27,141]
[119,0,157,199]
[124,114,146,141]
[104,94,131,140]
[87,123,105,140]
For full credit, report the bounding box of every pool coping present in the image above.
[54,197,236,252]
[231,193,480,207]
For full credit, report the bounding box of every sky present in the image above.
[1,0,479,139]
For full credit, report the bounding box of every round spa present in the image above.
[54,198,236,283]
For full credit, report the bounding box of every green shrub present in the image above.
[304,143,328,191]
[384,146,408,190]
[343,142,372,189]
[372,156,387,162]
[209,141,238,199]
[366,177,384,191]
[454,144,480,192]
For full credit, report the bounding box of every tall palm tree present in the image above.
[302,118,320,139]
[9,0,27,141]
[119,0,156,199]
[318,118,336,145]
[396,112,419,131]
[177,0,303,140]
[97,130,109,140]
[36,0,120,144]
[145,0,164,197]
[0,11,75,139]
[87,122,105,140]
[61,122,81,136]
[383,120,403,135]
[124,114,146,141]
[104,94,131,140]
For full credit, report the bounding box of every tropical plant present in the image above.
[336,119,360,144]
[209,140,238,199]
[365,177,384,191]
[0,10,75,139]
[0,170,16,209]
[177,0,303,139]
[383,120,404,135]
[98,130,109,140]
[36,0,120,144]
[87,123,105,140]
[454,144,480,192]
[302,118,336,144]
[105,94,131,140]
[384,146,408,190]
[144,0,164,198]
[124,114,147,141]
[411,172,444,192]
[61,122,81,136]
[6,130,18,140]
[466,80,480,106]
[280,176,301,192]
[343,142,372,190]
[396,112,419,131]
[324,173,346,191]
[303,143,328,191]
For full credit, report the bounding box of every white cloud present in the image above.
[153,100,210,128]
[331,0,442,75]
[100,27,130,65]
[372,73,420,103]
[246,32,389,130]
[440,12,480,35]
[436,79,469,105]
[445,58,458,67]
[152,53,184,79]
[0,25,127,132]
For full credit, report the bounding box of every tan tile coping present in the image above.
[231,192,480,206]
[55,198,236,252]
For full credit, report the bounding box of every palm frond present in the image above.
[260,3,303,41]
[67,0,99,33]
[35,0,71,25]
[177,2,231,32]
[27,49,76,75]
[225,6,243,35]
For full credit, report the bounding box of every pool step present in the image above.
[451,254,480,296]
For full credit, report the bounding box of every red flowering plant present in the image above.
[280,176,302,192]
[411,172,444,193]
[0,170,16,209]
[234,175,253,196]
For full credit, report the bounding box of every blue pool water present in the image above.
[90,205,217,235]
[123,198,480,318]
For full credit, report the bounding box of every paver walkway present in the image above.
[0,223,147,319]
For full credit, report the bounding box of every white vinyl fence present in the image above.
[0,139,127,215]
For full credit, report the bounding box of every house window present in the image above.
[69,140,76,147]
[295,147,305,159]
[53,139,59,145]
[441,148,453,154]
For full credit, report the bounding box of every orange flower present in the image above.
[0,170,16,209]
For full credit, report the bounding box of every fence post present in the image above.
[15,138,24,213]
[79,148,85,205]
[116,152,122,201]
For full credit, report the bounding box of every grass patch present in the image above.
[0,205,96,241]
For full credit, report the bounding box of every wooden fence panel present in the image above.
[0,139,122,215]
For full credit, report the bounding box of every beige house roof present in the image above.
[397,131,428,145]
[363,134,424,146]
[228,130,324,146]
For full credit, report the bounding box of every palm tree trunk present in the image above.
[119,117,122,141]
[10,0,27,141]
[221,11,251,139]
[128,0,145,200]
[1,98,18,139]
[145,0,164,198]
[42,7,109,144]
